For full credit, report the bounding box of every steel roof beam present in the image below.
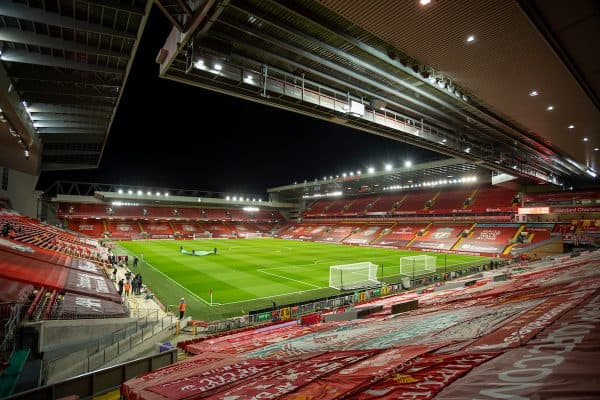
[27,103,113,114]
[0,49,123,74]
[11,69,121,87]
[19,85,117,99]
[0,2,136,40]
[75,0,146,15]
[0,28,130,60]
[31,113,109,122]
[39,127,105,134]
[34,121,107,128]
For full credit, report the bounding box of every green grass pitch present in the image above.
[118,239,489,321]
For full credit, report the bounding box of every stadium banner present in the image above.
[466,290,593,352]
[121,352,238,399]
[205,350,379,400]
[146,358,289,400]
[64,270,121,302]
[68,258,104,276]
[55,293,127,319]
[285,343,451,400]
[437,292,600,399]
[356,351,499,400]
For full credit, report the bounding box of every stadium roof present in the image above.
[155,0,599,187]
[0,0,151,172]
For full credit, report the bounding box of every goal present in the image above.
[400,255,436,276]
[329,262,379,290]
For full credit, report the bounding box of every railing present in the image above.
[5,348,177,400]
[43,313,175,383]
[0,303,22,363]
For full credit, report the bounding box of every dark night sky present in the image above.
[38,7,438,196]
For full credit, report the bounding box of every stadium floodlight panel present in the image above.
[385,163,393,171]
[137,190,143,195]
[405,160,412,167]
[147,191,152,195]
[368,167,375,173]
[118,189,123,194]
[243,206,259,212]
[127,190,133,195]
[226,196,231,200]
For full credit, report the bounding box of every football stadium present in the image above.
[0,1,599,399]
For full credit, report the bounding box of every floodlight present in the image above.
[118,189,123,194]
[385,163,393,171]
[147,191,152,195]
[137,190,142,195]
[368,167,375,173]
[128,190,133,195]
[404,160,412,167]
[226,196,231,200]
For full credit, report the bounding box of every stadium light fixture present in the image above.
[404,160,412,167]
[243,207,259,212]
[529,90,539,97]
[420,0,431,5]
[233,196,237,201]
[357,170,361,175]
[385,163,393,171]
[156,192,161,196]
[165,192,169,197]
[467,35,476,43]
[546,105,554,111]
[258,199,262,202]
[465,147,471,153]
[118,189,123,194]
[342,172,347,177]
[586,169,596,178]
[127,190,133,195]
[226,196,231,200]
[349,172,354,176]
[330,176,333,179]
[194,59,205,70]
[214,64,222,71]
[137,190,142,195]
[147,191,152,195]
[568,124,575,129]
[583,137,589,142]
[368,167,375,174]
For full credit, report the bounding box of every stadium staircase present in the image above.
[464,187,478,208]
[450,223,476,250]
[406,222,432,247]
[424,191,441,210]
[503,224,526,254]
[370,222,396,244]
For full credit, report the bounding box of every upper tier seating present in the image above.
[468,187,518,210]
[429,188,475,211]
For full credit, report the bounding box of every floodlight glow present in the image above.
[368,167,375,173]
[327,191,343,197]
[349,172,354,176]
[156,192,161,196]
[226,196,231,200]
[118,189,123,194]
[342,172,347,177]
[233,196,237,201]
[194,59,205,69]
[147,191,152,195]
[165,193,169,197]
[529,90,539,97]
[404,160,412,167]
[258,199,262,202]
[357,170,361,175]
[243,207,259,212]
[586,169,597,178]
[137,190,142,195]
[385,163,393,171]
[214,64,222,71]
[419,0,431,5]
[128,190,133,195]
[568,124,575,129]
[546,105,554,111]
[252,198,256,201]
[467,35,475,43]
[583,137,589,142]
[465,147,471,153]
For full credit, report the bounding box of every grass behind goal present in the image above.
[118,239,488,320]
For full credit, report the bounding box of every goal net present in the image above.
[400,255,436,276]
[329,262,379,290]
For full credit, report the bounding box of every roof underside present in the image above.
[0,0,151,171]
[157,0,599,188]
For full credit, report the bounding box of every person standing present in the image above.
[214,247,217,255]
[117,279,124,296]
[178,298,186,319]
[133,256,138,268]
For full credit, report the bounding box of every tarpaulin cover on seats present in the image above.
[0,248,68,290]
[283,343,450,400]
[146,358,289,400]
[437,291,600,399]
[121,353,240,400]
[205,350,379,400]
[54,293,127,319]
[0,276,33,302]
[63,270,121,302]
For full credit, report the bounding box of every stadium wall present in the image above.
[2,169,42,218]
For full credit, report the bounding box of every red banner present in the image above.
[354,352,499,399]
[281,344,450,400]
[466,290,592,352]
[146,358,287,399]
[437,291,600,399]
[206,350,379,400]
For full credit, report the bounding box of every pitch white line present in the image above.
[257,269,322,289]
[217,287,329,306]
[143,261,211,306]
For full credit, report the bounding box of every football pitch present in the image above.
[118,239,489,320]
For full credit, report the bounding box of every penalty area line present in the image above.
[217,287,328,306]
[257,269,321,289]
[144,261,212,306]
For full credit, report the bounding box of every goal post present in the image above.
[400,255,436,276]
[329,262,379,290]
